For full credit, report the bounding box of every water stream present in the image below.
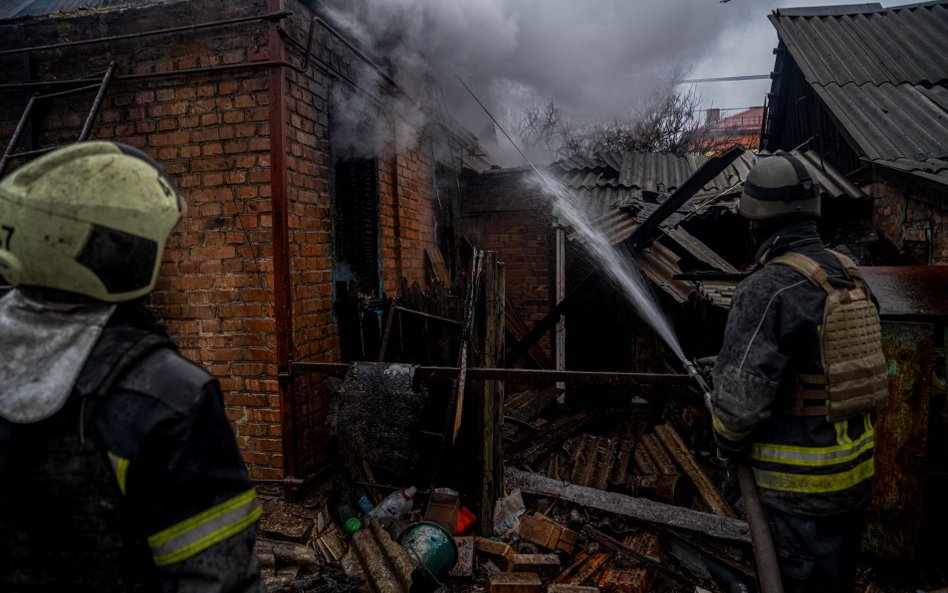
[536,174,688,365]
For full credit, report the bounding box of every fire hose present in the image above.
[684,361,785,593]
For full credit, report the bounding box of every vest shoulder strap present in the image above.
[766,252,834,293]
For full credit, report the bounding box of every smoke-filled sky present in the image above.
[320,0,897,164]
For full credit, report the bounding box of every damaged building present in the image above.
[0,0,486,491]
[763,1,948,264]
[2,0,948,592]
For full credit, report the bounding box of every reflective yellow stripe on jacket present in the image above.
[107,452,130,495]
[749,416,875,494]
[147,489,261,567]
[750,428,874,468]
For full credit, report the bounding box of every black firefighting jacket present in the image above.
[710,220,877,517]
[0,304,261,592]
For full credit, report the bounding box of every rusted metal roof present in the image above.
[862,266,948,317]
[0,0,162,19]
[769,2,948,186]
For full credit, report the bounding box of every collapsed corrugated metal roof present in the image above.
[768,1,948,185]
[552,150,756,214]
[0,0,168,20]
[557,147,866,305]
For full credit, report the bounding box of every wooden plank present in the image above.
[425,247,453,288]
[505,297,554,369]
[479,253,505,535]
[506,468,750,544]
[653,423,735,518]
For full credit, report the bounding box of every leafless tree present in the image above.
[519,75,721,159]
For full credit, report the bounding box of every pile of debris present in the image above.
[258,374,760,593]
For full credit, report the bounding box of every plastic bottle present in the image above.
[366,486,417,528]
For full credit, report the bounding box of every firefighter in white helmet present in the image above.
[0,142,261,592]
[709,153,886,593]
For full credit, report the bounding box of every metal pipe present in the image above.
[288,361,693,386]
[36,82,103,99]
[392,305,462,327]
[0,76,102,90]
[0,11,292,56]
[78,61,115,141]
[267,0,296,484]
[0,95,35,177]
[0,61,293,92]
[4,146,55,160]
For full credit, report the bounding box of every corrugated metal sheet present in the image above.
[552,150,757,208]
[638,241,693,304]
[0,0,161,19]
[697,280,737,308]
[812,83,948,162]
[872,157,948,185]
[771,2,948,86]
[769,2,948,186]
[794,149,866,199]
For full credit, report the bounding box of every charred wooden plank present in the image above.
[506,468,750,544]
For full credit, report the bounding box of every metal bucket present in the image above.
[398,521,458,578]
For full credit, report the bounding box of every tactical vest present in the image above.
[767,250,888,422]
[0,327,170,593]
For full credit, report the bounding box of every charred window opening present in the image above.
[333,157,380,297]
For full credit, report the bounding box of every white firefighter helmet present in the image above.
[0,141,185,302]
[739,153,821,220]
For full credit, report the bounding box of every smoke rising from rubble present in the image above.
[320,0,871,164]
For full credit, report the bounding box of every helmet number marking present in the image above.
[0,225,13,250]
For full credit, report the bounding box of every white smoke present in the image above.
[318,0,883,165]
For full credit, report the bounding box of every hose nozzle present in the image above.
[683,359,713,412]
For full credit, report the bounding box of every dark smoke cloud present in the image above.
[319,0,885,164]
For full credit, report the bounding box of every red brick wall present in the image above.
[1,0,449,484]
[461,169,556,361]
[282,4,337,477]
[0,0,285,481]
[379,136,437,294]
[872,181,948,265]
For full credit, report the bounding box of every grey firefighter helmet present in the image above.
[0,141,185,302]
[739,153,821,220]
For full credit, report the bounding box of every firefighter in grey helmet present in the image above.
[709,153,886,593]
[0,142,262,592]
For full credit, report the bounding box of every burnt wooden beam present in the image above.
[506,468,750,544]
[503,145,747,366]
[582,525,700,588]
